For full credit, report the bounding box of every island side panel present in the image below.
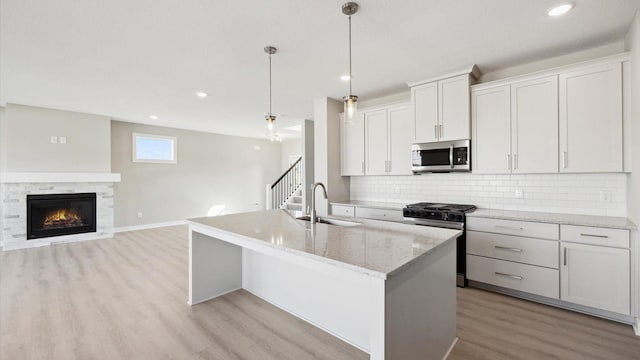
[189,229,242,305]
[384,239,457,360]
[241,248,381,353]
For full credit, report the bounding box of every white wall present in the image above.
[111,121,281,228]
[280,138,301,172]
[313,97,349,217]
[1,104,111,172]
[351,173,626,217]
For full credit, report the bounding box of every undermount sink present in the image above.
[296,215,361,227]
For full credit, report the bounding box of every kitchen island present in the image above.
[188,210,461,360]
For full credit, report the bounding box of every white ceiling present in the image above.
[1,0,639,139]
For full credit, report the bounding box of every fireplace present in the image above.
[27,193,97,240]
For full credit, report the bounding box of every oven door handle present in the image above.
[449,144,454,169]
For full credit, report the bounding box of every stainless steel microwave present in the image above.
[411,139,471,173]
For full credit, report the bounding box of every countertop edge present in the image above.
[330,201,405,211]
[466,210,637,230]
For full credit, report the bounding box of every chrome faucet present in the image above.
[310,182,328,224]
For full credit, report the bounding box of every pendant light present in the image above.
[264,45,278,139]
[342,2,359,121]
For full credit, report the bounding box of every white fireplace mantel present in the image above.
[0,172,121,184]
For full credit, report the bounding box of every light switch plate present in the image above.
[59,136,67,144]
[514,189,524,199]
[50,136,57,144]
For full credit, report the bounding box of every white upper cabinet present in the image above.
[559,62,623,173]
[410,70,476,143]
[438,75,471,141]
[387,106,413,175]
[472,85,511,174]
[341,103,413,176]
[472,54,627,174]
[340,113,365,176]
[412,82,438,143]
[511,76,559,173]
[365,109,388,176]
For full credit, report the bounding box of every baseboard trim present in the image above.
[444,337,458,359]
[634,318,640,336]
[114,220,186,233]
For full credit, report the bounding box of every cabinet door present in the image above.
[340,113,365,176]
[387,106,413,175]
[365,109,388,175]
[511,76,559,173]
[472,85,511,174]
[412,82,439,142]
[560,242,630,314]
[559,62,623,172]
[439,74,471,141]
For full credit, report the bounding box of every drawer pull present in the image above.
[495,272,523,280]
[495,225,524,231]
[580,233,609,239]
[564,247,567,266]
[494,245,523,252]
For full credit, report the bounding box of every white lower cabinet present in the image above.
[467,216,633,319]
[560,226,631,315]
[355,207,403,222]
[467,255,559,299]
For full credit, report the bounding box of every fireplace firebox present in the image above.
[27,193,97,240]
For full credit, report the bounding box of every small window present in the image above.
[132,133,177,164]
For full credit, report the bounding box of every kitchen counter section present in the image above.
[187,209,459,359]
[188,209,460,279]
[330,200,406,210]
[467,208,636,230]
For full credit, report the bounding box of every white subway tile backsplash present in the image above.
[350,173,627,217]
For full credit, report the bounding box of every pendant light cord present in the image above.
[269,53,272,116]
[348,15,352,95]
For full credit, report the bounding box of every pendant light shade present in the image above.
[342,2,359,121]
[264,46,278,139]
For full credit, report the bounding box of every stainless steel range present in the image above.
[403,202,476,287]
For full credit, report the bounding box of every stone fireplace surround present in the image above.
[0,172,121,251]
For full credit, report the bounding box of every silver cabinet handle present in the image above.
[513,154,518,170]
[580,233,609,239]
[507,154,511,170]
[562,151,568,168]
[495,272,523,280]
[388,160,392,173]
[563,247,567,266]
[494,245,523,252]
[434,125,438,139]
[439,124,443,138]
[495,225,523,231]
[449,144,454,169]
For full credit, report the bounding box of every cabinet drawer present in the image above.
[355,207,403,222]
[467,217,559,240]
[467,231,559,269]
[560,225,629,248]
[331,205,355,218]
[467,255,559,299]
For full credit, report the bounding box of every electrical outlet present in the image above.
[137,212,143,219]
[514,189,524,199]
[59,136,67,144]
[50,136,58,144]
[599,190,612,202]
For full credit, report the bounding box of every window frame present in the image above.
[132,133,178,164]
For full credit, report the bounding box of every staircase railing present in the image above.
[267,157,302,210]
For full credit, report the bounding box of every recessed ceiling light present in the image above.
[195,91,208,98]
[340,75,351,81]
[547,3,573,17]
[149,115,158,120]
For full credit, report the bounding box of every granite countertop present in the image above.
[188,209,460,280]
[467,209,636,230]
[330,200,406,210]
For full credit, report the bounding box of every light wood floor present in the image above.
[1,226,639,360]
